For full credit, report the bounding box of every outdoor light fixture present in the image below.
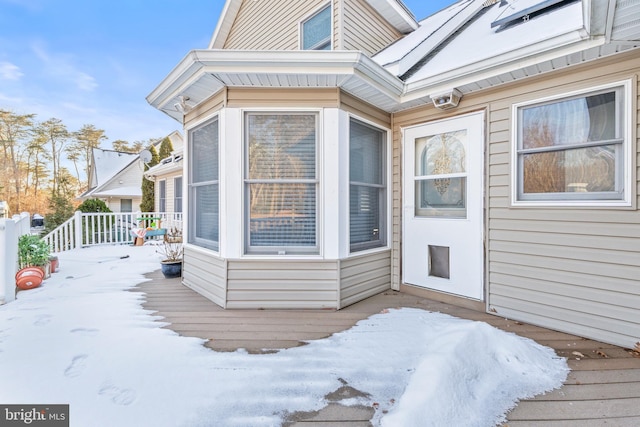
[174,95,193,113]
[430,88,462,110]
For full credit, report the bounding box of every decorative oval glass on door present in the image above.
[414,130,467,218]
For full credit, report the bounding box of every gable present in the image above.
[213,0,415,53]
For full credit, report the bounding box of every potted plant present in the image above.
[16,234,51,290]
[157,228,183,278]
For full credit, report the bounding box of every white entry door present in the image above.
[402,112,484,300]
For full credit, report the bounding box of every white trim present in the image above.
[510,79,633,207]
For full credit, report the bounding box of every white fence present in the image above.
[0,212,32,304]
[1,211,182,304]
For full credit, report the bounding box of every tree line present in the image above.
[0,109,160,217]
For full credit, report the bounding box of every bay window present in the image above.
[245,113,318,254]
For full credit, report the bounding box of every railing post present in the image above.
[74,210,82,249]
[0,218,17,303]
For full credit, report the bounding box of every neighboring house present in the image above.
[147,0,640,348]
[80,148,142,213]
[144,131,184,217]
[79,132,182,213]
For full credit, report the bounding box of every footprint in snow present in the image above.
[34,315,52,326]
[99,383,137,406]
[64,354,88,378]
[70,328,99,336]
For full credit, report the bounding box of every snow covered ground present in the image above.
[0,244,569,427]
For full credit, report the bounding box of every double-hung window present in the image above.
[349,119,386,252]
[188,118,219,251]
[514,83,628,204]
[174,176,183,213]
[301,5,331,50]
[158,180,166,212]
[245,112,318,254]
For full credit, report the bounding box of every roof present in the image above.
[145,150,184,179]
[91,149,138,189]
[148,0,640,117]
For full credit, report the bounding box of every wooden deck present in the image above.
[135,270,640,426]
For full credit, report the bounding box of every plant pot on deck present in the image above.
[15,267,44,290]
[160,260,182,278]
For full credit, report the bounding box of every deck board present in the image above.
[134,270,640,426]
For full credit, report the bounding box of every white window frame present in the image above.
[300,3,332,51]
[243,110,321,256]
[511,80,633,207]
[348,117,388,253]
[188,115,220,251]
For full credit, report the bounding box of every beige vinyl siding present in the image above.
[224,0,327,50]
[183,246,227,308]
[339,250,391,308]
[227,88,339,108]
[225,260,339,309]
[339,90,391,127]
[184,89,226,128]
[394,51,639,348]
[343,0,402,55]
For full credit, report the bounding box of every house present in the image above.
[79,132,182,213]
[143,132,184,218]
[80,148,142,213]
[147,0,640,348]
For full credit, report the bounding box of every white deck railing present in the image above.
[1,211,182,304]
[0,212,32,304]
[43,211,183,252]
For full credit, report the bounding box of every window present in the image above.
[189,118,219,250]
[174,176,183,213]
[158,180,166,212]
[350,119,386,252]
[515,84,628,204]
[302,5,331,50]
[120,199,132,213]
[245,113,318,254]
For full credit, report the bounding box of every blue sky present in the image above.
[0,0,456,145]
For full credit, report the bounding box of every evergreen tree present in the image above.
[158,136,174,160]
[140,145,159,212]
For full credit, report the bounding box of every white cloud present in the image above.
[0,61,23,80]
[30,41,98,92]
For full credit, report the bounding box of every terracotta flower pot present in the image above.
[15,267,44,290]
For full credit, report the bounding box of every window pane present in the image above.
[303,6,331,50]
[174,177,182,213]
[192,120,219,183]
[159,180,166,212]
[248,114,316,180]
[249,183,316,247]
[194,184,219,248]
[120,199,132,213]
[416,177,466,218]
[522,92,616,149]
[350,119,386,251]
[523,145,616,194]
